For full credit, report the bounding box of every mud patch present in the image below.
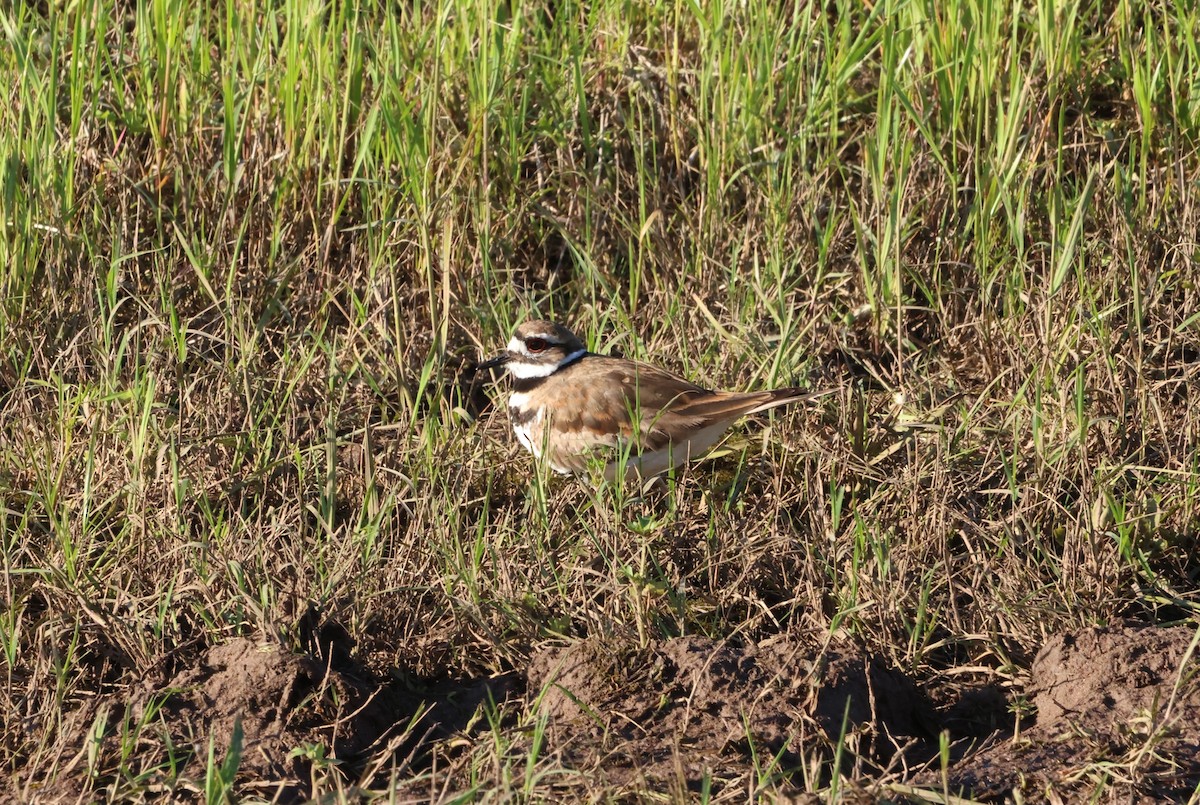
[524,625,1200,798]
[145,639,398,799]
[11,625,1199,801]
[17,638,517,803]
[527,634,937,790]
[948,623,1200,801]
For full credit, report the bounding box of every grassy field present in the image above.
[3,0,1200,800]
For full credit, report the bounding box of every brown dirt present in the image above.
[11,624,1199,802]
[16,637,517,803]
[526,633,936,790]
[522,625,1197,799]
[944,623,1200,802]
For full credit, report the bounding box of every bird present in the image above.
[477,319,825,481]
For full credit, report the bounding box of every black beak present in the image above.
[475,352,511,372]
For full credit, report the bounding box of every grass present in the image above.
[2,0,1199,800]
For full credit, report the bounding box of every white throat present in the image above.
[506,346,587,379]
[508,361,559,379]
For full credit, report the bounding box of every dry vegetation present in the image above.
[2,0,1199,801]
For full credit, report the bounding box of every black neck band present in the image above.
[512,375,547,393]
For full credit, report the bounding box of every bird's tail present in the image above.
[746,387,833,415]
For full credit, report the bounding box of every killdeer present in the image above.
[478,320,825,480]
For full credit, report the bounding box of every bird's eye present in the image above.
[525,337,549,353]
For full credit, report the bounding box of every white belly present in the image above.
[513,409,544,457]
[511,409,578,475]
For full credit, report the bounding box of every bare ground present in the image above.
[13,621,1198,802]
